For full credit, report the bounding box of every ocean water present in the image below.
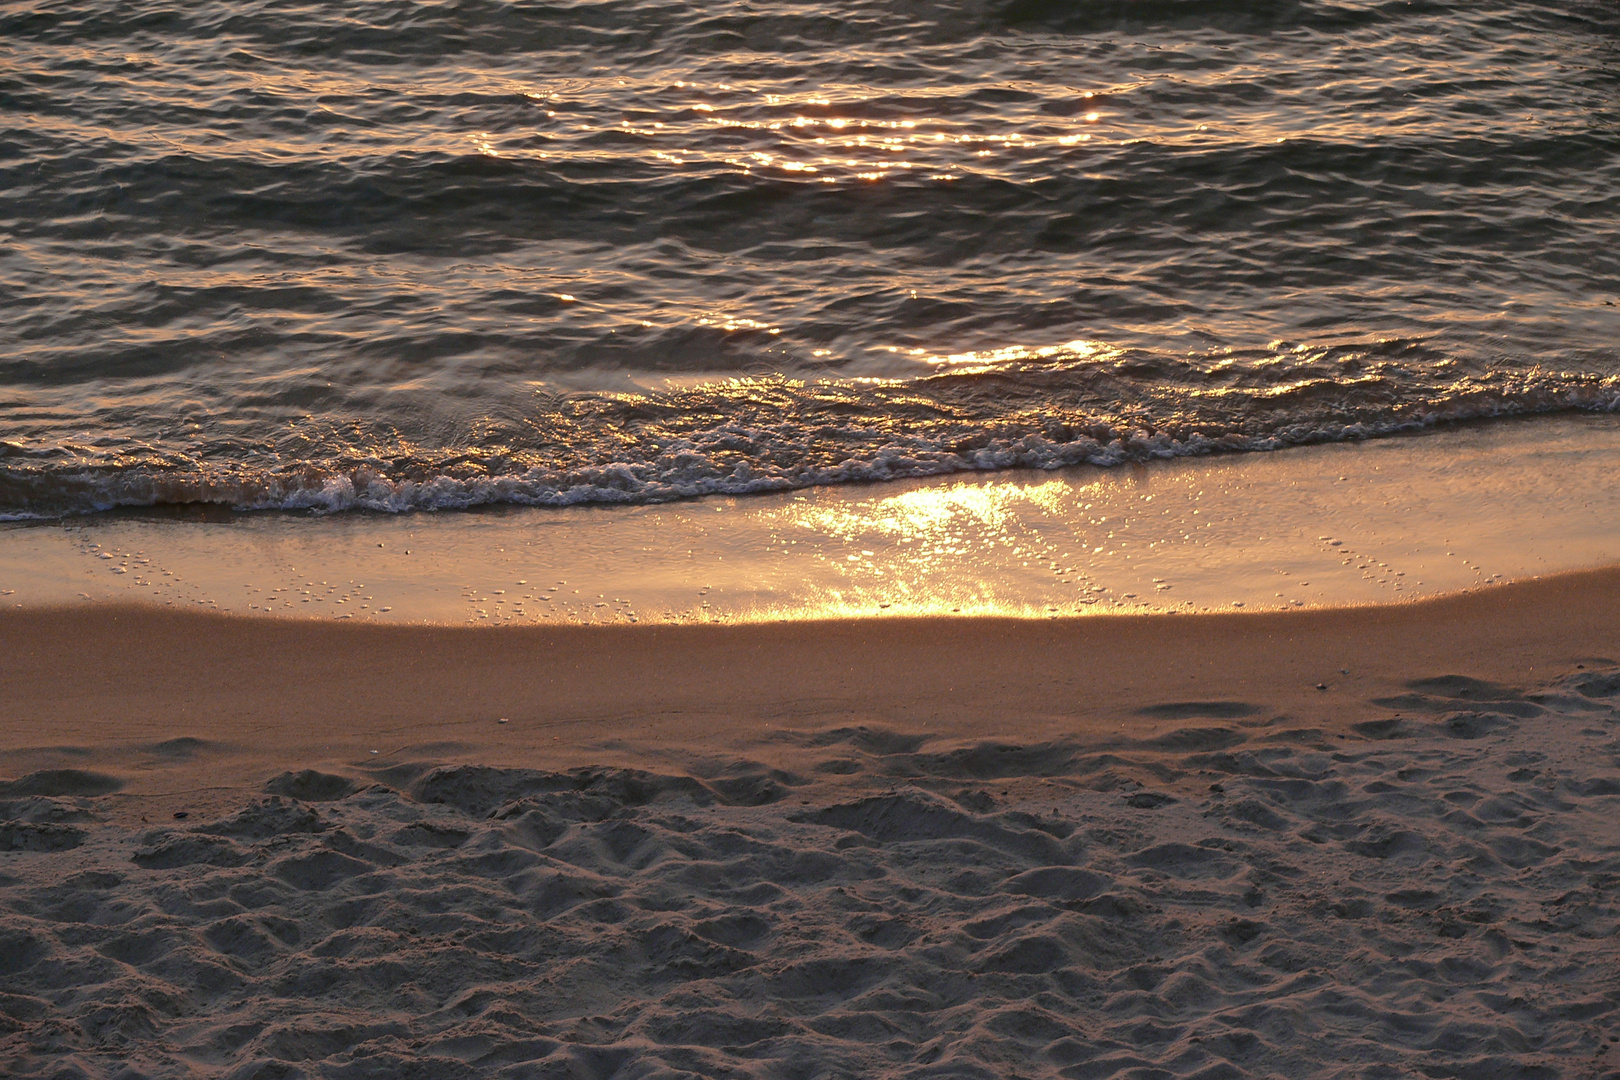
[3,0,1619,519]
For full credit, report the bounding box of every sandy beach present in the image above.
[3,574,1619,1078]
[9,0,1620,1075]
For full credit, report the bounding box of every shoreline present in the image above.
[6,412,1620,624]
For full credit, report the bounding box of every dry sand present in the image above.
[2,573,1619,1078]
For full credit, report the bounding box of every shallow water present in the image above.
[4,0,1620,517]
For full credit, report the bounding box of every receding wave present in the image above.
[3,354,1616,519]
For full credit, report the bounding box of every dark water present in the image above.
[3,0,1619,517]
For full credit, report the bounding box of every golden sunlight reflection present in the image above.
[428,80,1138,183]
[618,333,1117,392]
[909,339,1121,372]
[615,333,1118,392]
[775,477,1072,545]
[756,476,1110,618]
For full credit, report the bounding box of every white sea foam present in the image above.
[3,382,1617,520]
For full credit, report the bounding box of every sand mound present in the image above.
[2,671,1618,1078]
[0,770,123,799]
[265,771,358,802]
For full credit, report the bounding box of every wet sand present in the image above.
[2,568,1620,804]
[2,573,1619,1077]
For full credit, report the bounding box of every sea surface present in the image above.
[3,0,1619,519]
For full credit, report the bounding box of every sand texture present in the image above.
[4,658,1620,1077]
